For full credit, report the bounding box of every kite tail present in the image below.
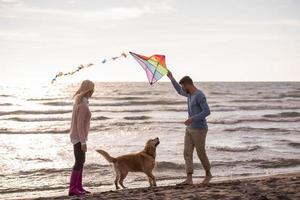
[51,52,127,84]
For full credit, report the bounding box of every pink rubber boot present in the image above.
[68,170,84,196]
[78,169,91,194]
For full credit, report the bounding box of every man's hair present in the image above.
[179,76,193,85]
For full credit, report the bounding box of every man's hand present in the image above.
[81,143,87,152]
[184,118,193,126]
[167,70,173,79]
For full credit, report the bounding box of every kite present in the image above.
[129,52,168,85]
[51,52,127,84]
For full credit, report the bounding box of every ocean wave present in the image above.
[239,105,300,110]
[41,100,186,107]
[93,96,149,101]
[117,91,164,96]
[261,92,300,99]
[263,112,300,118]
[4,115,109,122]
[279,92,300,98]
[158,108,186,112]
[42,101,72,106]
[0,107,186,117]
[17,168,66,175]
[208,119,253,125]
[109,122,136,126]
[0,108,148,116]
[211,108,237,112]
[0,129,70,134]
[0,128,8,132]
[15,163,109,177]
[287,142,300,148]
[210,105,237,112]
[257,158,300,169]
[95,109,152,113]
[155,161,207,171]
[27,98,64,101]
[212,158,300,169]
[210,92,234,95]
[0,120,181,134]
[0,186,68,195]
[0,103,13,106]
[124,116,151,120]
[224,127,291,133]
[0,110,71,116]
[139,121,181,125]
[92,116,110,120]
[5,159,300,180]
[115,97,148,100]
[22,158,53,162]
[0,94,15,97]
[155,161,186,170]
[210,145,261,152]
[230,99,263,103]
[137,158,300,170]
[209,117,300,124]
[154,159,298,171]
[5,117,70,122]
[95,108,186,113]
[99,100,186,107]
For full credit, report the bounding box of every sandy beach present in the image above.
[24,172,299,200]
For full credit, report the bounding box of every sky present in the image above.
[0,0,300,85]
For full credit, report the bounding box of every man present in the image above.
[167,70,212,185]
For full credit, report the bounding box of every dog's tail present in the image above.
[96,149,116,163]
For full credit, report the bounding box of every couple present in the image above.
[67,70,212,196]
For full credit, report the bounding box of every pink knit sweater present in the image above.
[69,98,91,144]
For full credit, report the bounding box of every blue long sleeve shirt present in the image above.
[171,77,210,130]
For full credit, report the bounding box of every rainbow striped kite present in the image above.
[130,52,168,85]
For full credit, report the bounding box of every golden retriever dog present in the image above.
[96,137,160,189]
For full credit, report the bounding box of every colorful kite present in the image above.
[129,52,168,85]
[51,53,127,84]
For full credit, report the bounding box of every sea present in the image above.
[0,82,299,199]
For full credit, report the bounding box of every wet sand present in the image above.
[27,172,300,200]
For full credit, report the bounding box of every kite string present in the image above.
[51,52,127,84]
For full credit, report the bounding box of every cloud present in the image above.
[278,19,300,27]
[0,30,40,39]
[0,0,20,4]
[223,19,300,27]
[0,0,175,41]
[0,0,23,7]
[0,0,175,21]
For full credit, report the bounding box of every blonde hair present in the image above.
[73,80,95,105]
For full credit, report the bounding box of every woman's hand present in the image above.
[81,143,87,152]
[184,118,193,126]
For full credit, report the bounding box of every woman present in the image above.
[68,80,94,196]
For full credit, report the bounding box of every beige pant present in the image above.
[184,128,211,174]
